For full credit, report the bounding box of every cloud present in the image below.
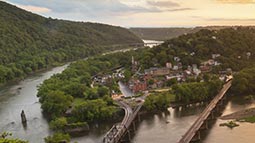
[145,0,193,12]
[7,0,155,14]
[167,8,194,12]
[7,0,193,16]
[207,18,255,21]
[216,0,255,4]
[147,0,180,8]
[192,16,255,22]
[16,4,51,13]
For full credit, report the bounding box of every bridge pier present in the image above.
[132,122,136,131]
[138,113,141,122]
[191,131,201,142]
[209,111,215,120]
[200,120,209,130]
[127,130,131,141]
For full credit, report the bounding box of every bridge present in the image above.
[103,100,143,143]
[178,80,232,143]
[103,82,144,143]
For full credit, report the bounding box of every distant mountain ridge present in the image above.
[0,1,142,84]
[130,26,255,41]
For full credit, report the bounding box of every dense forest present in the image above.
[133,27,255,72]
[232,67,255,96]
[130,26,239,41]
[0,1,142,85]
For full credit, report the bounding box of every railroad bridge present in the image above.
[178,80,232,143]
[103,100,143,143]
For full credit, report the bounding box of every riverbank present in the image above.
[0,62,69,89]
[220,107,255,122]
[0,64,69,143]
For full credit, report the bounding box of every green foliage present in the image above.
[72,99,117,122]
[173,80,223,103]
[219,121,239,129]
[50,117,68,131]
[144,92,175,111]
[165,78,177,87]
[65,122,89,129]
[44,133,70,143]
[41,90,73,119]
[0,1,142,85]
[243,116,255,123]
[147,79,154,85]
[0,132,28,143]
[232,67,255,95]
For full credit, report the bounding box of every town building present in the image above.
[129,79,147,93]
[144,67,170,76]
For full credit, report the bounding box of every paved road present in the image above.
[118,100,133,126]
[178,81,232,143]
[118,81,134,97]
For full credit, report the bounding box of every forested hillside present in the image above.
[135,27,255,72]
[0,1,142,84]
[131,27,255,96]
[130,26,254,41]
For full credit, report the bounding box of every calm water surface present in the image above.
[0,65,68,142]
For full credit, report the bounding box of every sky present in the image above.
[3,0,255,27]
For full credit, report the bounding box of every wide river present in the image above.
[1,42,255,143]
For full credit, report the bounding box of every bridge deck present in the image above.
[178,81,232,143]
[103,100,143,143]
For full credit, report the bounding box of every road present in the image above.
[178,81,232,143]
[118,81,134,97]
[118,100,133,126]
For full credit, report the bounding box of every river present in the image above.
[130,96,255,143]
[1,40,255,143]
[143,40,164,48]
[0,64,68,142]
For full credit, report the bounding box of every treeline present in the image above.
[232,66,255,96]
[172,80,223,103]
[143,79,223,111]
[130,26,237,41]
[0,132,28,143]
[0,1,142,84]
[144,92,175,111]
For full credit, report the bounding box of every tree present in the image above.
[41,90,73,119]
[50,117,68,131]
[166,78,177,87]
[0,132,28,143]
[44,133,70,143]
[97,86,109,97]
